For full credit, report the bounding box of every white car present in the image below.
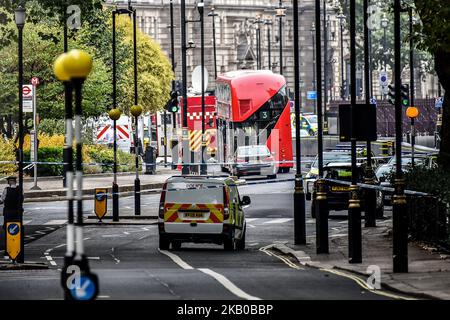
[158,175,250,251]
[230,145,277,179]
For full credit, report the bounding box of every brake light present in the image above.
[263,156,274,162]
[223,186,230,220]
[236,158,245,163]
[159,182,167,218]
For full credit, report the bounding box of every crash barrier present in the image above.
[322,178,449,245]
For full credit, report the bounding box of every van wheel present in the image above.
[159,236,170,250]
[171,241,181,250]
[224,238,234,251]
[236,227,246,250]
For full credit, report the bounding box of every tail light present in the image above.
[223,186,230,220]
[236,158,245,163]
[159,182,168,218]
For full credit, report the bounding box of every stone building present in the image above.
[109,0,441,114]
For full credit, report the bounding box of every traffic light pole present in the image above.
[112,11,120,221]
[363,0,376,228]
[348,0,362,264]
[132,8,141,216]
[313,0,329,253]
[409,7,415,167]
[393,0,408,273]
[293,0,306,246]
[181,0,190,175]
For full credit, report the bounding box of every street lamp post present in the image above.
[181,0,190,175]
[14,5,26,264]
[275,2,285,75]
[292,0,306,245]
[363,0,376,228]
[208,8,219,80]
[337,12,346,100]
[265,19,272,70]
[199,1,207,175]
[131,4,141,216]
[409,7,415,167]
[311,23,317,114]
[393,0,408,273]
[168,0,177,168]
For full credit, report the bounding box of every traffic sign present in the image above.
[94,188,108,220]
[370,97,377,106]
[70,274,98,300]
[6,222,22,260]
[307,91,317,100]
[22,84,33,113]
[435,96,444,109]
[379,72,388,87]
[31,77,40,86]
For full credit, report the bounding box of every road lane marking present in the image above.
[320,268,415,300]
[23,220,32,225]
[259,245,303,270]
[158,249,261,300]
[44,220,67,225]
[158,249,194,270]
[264,218,292,224]
[198,268,261,300]
[245,218,258,222]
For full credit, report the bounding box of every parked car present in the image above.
[307,162,384,218]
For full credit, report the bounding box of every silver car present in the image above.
[231,145,277,179]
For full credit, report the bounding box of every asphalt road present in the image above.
[0,173,394,300]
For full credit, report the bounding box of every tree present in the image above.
[115,15,173,114]
[413,0,450,168]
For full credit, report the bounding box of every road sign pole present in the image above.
[31,82,40,190]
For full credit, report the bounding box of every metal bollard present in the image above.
[315,179,329,254]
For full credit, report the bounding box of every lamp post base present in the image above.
[293,174,306,245]
[315,178,329,254]
[348,185,362,264]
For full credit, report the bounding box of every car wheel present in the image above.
[236,226,246,250]
[171,241,181,250]
[159,236,170,250]
[283,168,290,173]
[309,129,315,136]
[268,174,277,179]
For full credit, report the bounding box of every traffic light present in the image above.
[388,84,395,105]
[165,90,179,113]
[401,84,410,107]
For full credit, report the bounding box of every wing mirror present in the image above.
[241,195,251,206]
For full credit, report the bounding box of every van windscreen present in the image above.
[166,181,224,204]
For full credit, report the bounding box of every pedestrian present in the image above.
[1,176,23,222]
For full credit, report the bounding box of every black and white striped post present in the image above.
[54,49,98,300]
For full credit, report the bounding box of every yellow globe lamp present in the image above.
[130,105,143,117]
[406,106,419,119]
[53,53,71,82]
[63,49,93,79]
[109,108,122,121]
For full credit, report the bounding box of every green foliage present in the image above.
[24,147,64,177]
[38,118,65,136]
[0,137,17,177]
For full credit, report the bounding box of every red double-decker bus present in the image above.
[215,70,293,173]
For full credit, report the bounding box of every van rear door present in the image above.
[164,178,225,223]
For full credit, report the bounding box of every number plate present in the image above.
[331,186,350,191]
[183,212,205,219]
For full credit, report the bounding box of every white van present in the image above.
[158,175,250,251]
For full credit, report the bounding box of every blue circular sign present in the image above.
[95,192,106,201]
[7,223,20,236]
[70,275,97,301]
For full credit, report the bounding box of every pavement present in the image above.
[0,167,177,202]
[273,218,450,300]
